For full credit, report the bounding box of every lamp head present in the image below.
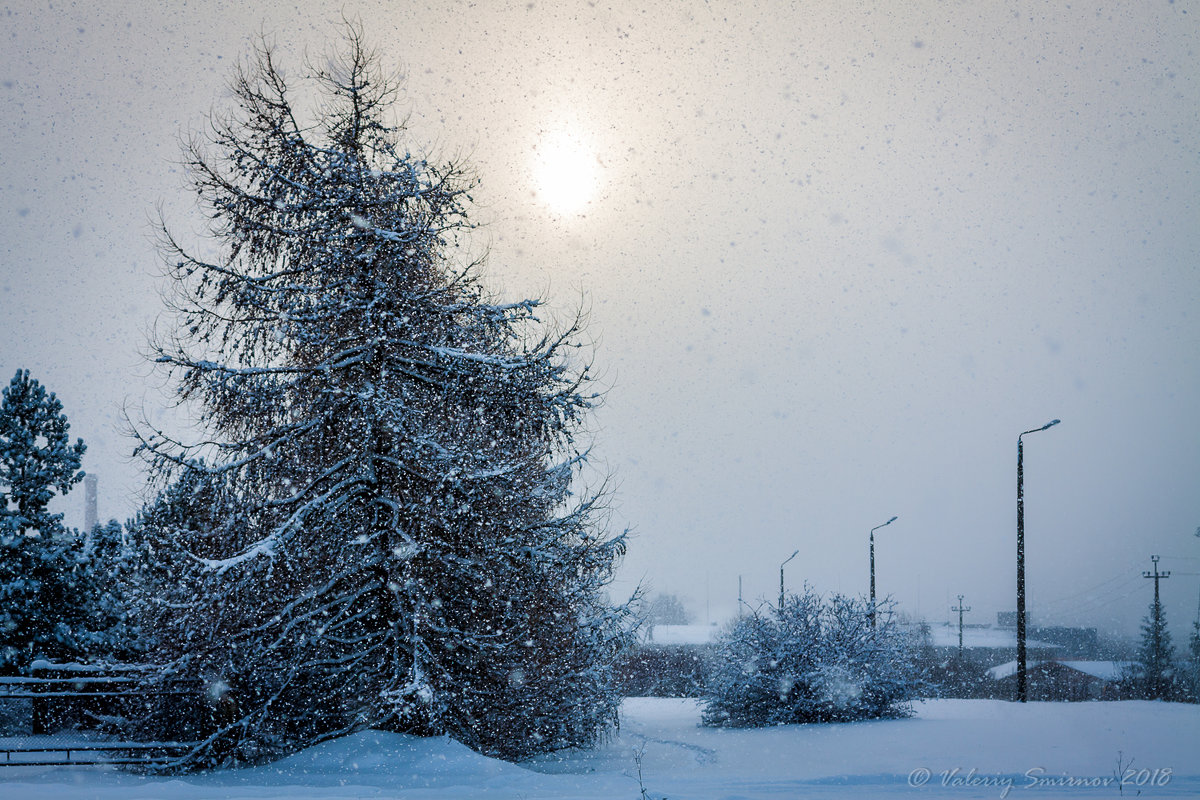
[872,516,898,535]
[1021,419,1062,438]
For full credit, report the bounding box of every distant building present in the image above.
[995,613,1111,659]
[987,660,1132,701]
[996,611,1019,629]
[1028,626,1102,659]
[924,622,1062,665]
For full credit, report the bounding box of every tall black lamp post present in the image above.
[1016,419,1059,702]
[779,549,799,610]
[869,516,898,627]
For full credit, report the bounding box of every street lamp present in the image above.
[779,549,799,610]
[869,516,898,627]
[1016,418,1059,702]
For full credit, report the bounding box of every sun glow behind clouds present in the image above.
[532,128,598,216]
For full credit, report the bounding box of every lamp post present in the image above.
[779,549,799,610]
[1016,418,1059,702]
[869,516,898,627]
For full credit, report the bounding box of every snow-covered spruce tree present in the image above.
[80,518,143,662]
[1186,620,1200,703]
[702,589,918,727]
[1132,593,1177,700]
[0,370,91,672]
[131,31,630,766]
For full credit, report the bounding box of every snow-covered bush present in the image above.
[129,28,631,767]
[702,589,918,727]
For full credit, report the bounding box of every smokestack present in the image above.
[84,474,98,531]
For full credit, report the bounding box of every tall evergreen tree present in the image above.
[1134,594,1176,700]
[132,29,629,766]
[0,369,89,671]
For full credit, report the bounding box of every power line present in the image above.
[1038,573,1144,619]
[1035,579,1148,624]
[1040,571,1140,609]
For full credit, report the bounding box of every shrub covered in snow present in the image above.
[128,28,631,767]
[701,589,919,727]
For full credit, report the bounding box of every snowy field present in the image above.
[2,698,1197,799]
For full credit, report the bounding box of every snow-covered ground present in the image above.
[3,698,1197,799]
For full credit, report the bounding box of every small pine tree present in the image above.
[0,370,89,671]
[1134,594,1176,700]
[702,588,918,728]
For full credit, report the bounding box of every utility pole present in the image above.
[705,572,711,626]
[951,595,971,657]
[1143,555,1172,697]
[738,575,744,618]
[1144,555,1170,609]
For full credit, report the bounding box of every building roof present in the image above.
[1057,661,1133,681]
[987,660,1132,682]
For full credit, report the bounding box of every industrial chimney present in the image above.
[84,473,98,532]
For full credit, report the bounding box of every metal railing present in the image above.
[0,741,192,766]
[0,662,201,767]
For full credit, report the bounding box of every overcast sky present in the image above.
[3,0,1198,639]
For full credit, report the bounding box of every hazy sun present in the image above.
[533,129,598,216]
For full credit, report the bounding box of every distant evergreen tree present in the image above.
[125,468,224,663]
[81,518,142,661]
[130,29,630,766]
[0,369,89,671]
[1184,619,1200,703]
[1133,594,1177,700]
[702,589,918,727]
